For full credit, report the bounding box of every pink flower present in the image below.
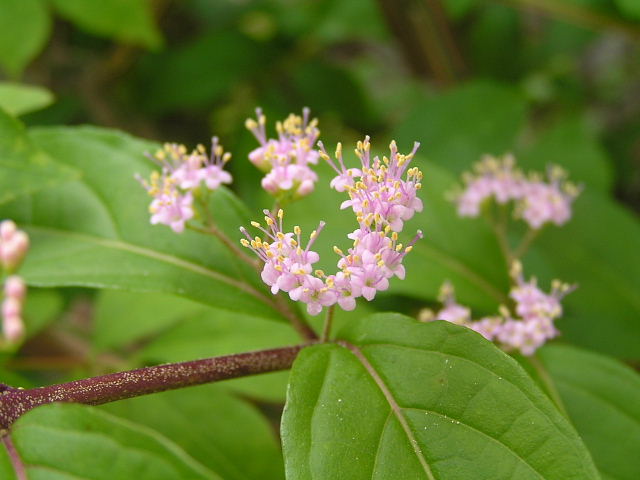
[421,268,574,356]
[454,155,580,230]
[0,220,29,272]
[246,108,320,198]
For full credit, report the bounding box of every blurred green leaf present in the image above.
[103,384,284,480]
[0,0,50,77]
[11,403,220,479]
[539,345,640,480]
[137,31,266,113]
[393,81,528,173]
[282,314,599,479]
[518,116,613,192]
[443,0,480,19]
[93,290,203,351]
[22,288,65,338]
[531,190,640,358]
[0,108,77,206]
[615,0,640,19]
[292,61,380,131]
[0,125,281,321]
[52,0,162,48]
[0,83,54,116]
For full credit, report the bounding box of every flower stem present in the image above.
[321,305,336,342]
[0,344,310,430]
[512,228,539,260]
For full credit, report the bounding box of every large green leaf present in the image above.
[531,190,640,358]
[282,314,599,479]
[539,345,640,480]
[0,0,50,77]
[0,126,281,321]
[393,81,528,174]
[0,82,54,116]
[103,384,284,480]
[0,109,77,206]
[10,403,220,479]
[518,116,613,193]
[52,0,162,49]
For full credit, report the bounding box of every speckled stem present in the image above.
[0,344,308,430]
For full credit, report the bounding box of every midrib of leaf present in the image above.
[339,341,436,480]
[25,225,273,307]
[149,397,253,480]
[366,342,579,446]
[415,242,508,304]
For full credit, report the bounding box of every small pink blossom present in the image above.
[246,108,320,198]
[0,220,29,272]
[421,267,574,356]
[454,155,580,230]
[240,137,424,316]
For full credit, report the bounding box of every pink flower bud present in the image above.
[2,297,21,318]
[0,230,29,271]
[0,220,17,241]
[5,276,26,300]
[3,314,24,343]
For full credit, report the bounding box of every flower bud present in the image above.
[3,313,24,343]
[4,275,26,300]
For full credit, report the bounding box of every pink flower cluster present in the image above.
[0,221,29,344]
[455,154,580,229]
[240,138,424,316]
[319,137,424,232]
[420,263,574,356]
[246,108,320,199]
[136,138,233,233]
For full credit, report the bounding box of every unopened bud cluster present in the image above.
[0,220,29,344]
[241,137,424,315]
[136,138,233,233]
[246,108,320,199]
[420,262,574,356]
[455,154,580,229]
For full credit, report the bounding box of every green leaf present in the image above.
[11,403,220,479]
[393,81,528,174]
[93,290,203,351]
[136,31,266,113]
[531,190,640,358]
[539,345,640,480]
[23,288,65,338]
[0,108,77,206]
[0,125,281,321]
[52,0,162,49]
[282,314,599,479]
[0,82,54,116]
[0,0,50,77]
[615,0,640,19]
[518,116,613,193]
[103,384,284,480]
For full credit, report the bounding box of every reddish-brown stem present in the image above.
[0,344,310,431]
